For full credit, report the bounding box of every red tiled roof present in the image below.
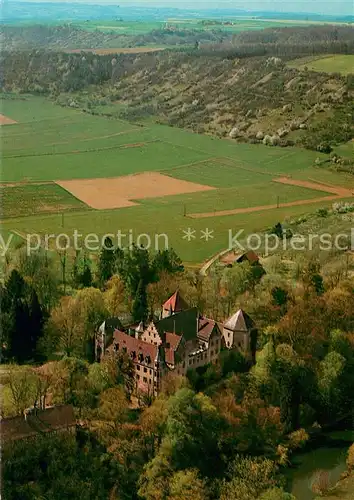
[165,332,182,350]
[109,330,158,366]
[198,317,219,341]
[164,347,175,365]
[235,250,259,264]
[162,290,189,313]
[163,332,183,365]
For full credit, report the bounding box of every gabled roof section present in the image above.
[109,330,158,366]
[235,250,259,265]
[162,290,189,314]
[156,307,198,341]
[165,332,182,350]
[224,309,254,332]
[198,317,220,341]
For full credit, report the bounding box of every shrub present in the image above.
[347,443,354,471]
[317,208,329,218]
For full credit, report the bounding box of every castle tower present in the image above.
[161,290,189,319]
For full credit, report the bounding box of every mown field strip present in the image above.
[187,178,352,219]
[3,139,157,159]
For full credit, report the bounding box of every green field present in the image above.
[138,181,328,214]
[9,18,330,36]
[72,18,350,35]
[1,183,89,219]
[1,95,353,264]
[288,54,354,75]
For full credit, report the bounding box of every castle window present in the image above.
[136,365,140,371]
[138,353,144,362]
[211,350,214,356]
[227,342,230,347]
[143,377,147,383]
[144,367,147,373]
[137,374,140,380]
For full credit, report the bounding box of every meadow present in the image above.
[1,183,88,219]
[288,54,354,75]
[74,18,345,35]
[1,95,353,264]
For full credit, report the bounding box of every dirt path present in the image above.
[273,177,352,196]
[188,177,353,219]
[199,248,232,276]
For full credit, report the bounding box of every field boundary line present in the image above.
[2,127,143,155]
[272,177,352,196]
[3,139,157,159]
[263,150,298,166]
[217,157,282,177]
[187,195,342,219]
[155,136,223,160]
[0,181,54,187]
[187,177,353,219]
[307,177,352,189]
[161,157,220,173]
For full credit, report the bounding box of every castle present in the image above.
[96,291,257,397]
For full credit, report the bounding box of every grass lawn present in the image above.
[3,197,351,265]
[1,95,352,265]
[2,141,210,182]
[138,181,329,214]
[334,140,354,161]
[288,54,354,75]
[74,18,338,36]
[164,160,273,187]
[1,183,90,218]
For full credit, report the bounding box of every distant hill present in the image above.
[2,2,353,24]
[0,24,229,50]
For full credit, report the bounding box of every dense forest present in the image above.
[1,211,354,498]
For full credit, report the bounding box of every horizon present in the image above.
[5,0,354,17]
